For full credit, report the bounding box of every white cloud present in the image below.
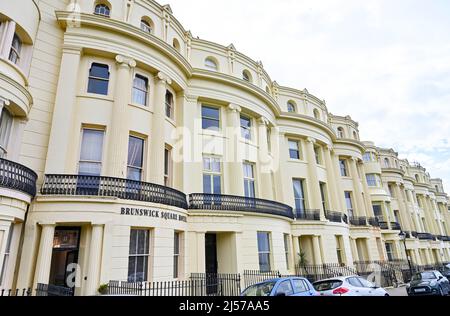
[167,0,450,190]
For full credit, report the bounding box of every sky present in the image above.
[166,0,450,191]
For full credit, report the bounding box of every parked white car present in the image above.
[313,276,390,296]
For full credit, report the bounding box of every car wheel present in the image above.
[384,293,389,297]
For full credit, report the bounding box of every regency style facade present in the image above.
[0,0,449,296]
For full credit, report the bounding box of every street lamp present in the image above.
[399,231,413,282]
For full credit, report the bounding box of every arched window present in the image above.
[94,3,111,17]
[287,101,296,113]
[0,107,13,157]
[353,131,358,140]
[337,127,344,138]
[242,70,252,83]
[8,34,22,64]
[140,18,153,33]
[435,185,439,192]
[313,109,320,120]
[415,174,420,182]
[384,158,390,168]
[172,38,181,52]
[205,57,218,71]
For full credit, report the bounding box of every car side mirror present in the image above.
[438,276,443,280]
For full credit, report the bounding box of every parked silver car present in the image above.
[313,276,389,296]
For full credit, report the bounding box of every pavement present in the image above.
[386,285,408,296]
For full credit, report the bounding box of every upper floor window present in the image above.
[173,232,181,278]
[339,159,348,177]
[8,34,22,65]
[243,162,256,198]
[353,131,358,140]
[415,174,420,182]
[288,140,300,160]
[337,127,344,138]
[363,152,373,162]
[384,158,390,168]
[240,115,252,140]
[202,105,220,131]
[319,182,328,211]
[345,191,354,218]
[366,174,381,187]
[172,38,181,52]
[127,136,144,181]
[287,101,296,113]
[203,156,221,194]
[88,63,109,95]
[0,107,13,158]
[205,57,218,71]
[314,145,321,164]
[94,3,111,17]
[78,129,104,176]
[132,74,148,106]
[165,90,174,119]
[313,109,320,120]
[293,179,306,213]
[140,19,153,33]
[164,146,172,187]
[242,70,252,83]
[128,229,150,283]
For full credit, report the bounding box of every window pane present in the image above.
[276,280,294,296]
[127,167,142,181]
[0,108,13,150]
[203,174,212,193]
[259,253,271,272]
[90,63,109,79]
[202,118,220,131]
[128,136,144,168]
[129,230,137,255]
[212,159,221,172]
[87,78,109,95]
[213,175,221,194]
[127,256,136,282]
[80,129,104,162]
[79,162,102,176]
[292,279,307,293]
[202,106,219,119]
[257,232,270,252]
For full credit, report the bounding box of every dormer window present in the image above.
[242,70,252,83]
[337,127,344,138]
[205,57,218,71]
[313,109,320,120]
[94,4,111,17]
[140,19,153,33]
[287,101,296,113]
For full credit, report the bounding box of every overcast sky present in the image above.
[167,0,450,190]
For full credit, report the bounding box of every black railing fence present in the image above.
[367,217,380,227]
[0,158,37,197]
[35,283,74,296]
[295,209,320,221]
[189,193,294,219]
[390,222,402,231]
[41,174,188,209]
[325,211,346,223]
[349,216,367,226]
[294,264,357,283]
[379,221,389,230]
[108,273,241,296]
[0,288,32,296]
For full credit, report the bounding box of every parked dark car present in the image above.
[241,277,318,296]
[407,271,450,296]
[440,265,450,280]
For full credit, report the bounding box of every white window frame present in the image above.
[132,73,149,106]
[78,128,105,176]
[203,156,222,194]
[128,229,150,283]
[243,162,256,198]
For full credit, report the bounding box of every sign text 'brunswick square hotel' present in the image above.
[0,0,449,297]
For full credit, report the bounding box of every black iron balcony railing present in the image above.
[342,214,348,224]
[295,209,321,221]
[416,233,436,241]
[41,174,188,209]
[390,222,401,231]
[379,221,389,230]
[0,158,37,197]
[404,231,411,238]
[325,210,346,223]
[411,231,418,238]
[444,236,450,242]
[437,235,446,241]
[349,216,367,226]
[367,217,380,227]
[188,193,294,219]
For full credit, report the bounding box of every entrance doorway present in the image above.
[48,227,81,296]
[205,233,218,274]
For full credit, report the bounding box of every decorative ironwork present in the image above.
[188,193,294,219]
[349,216,367,226]
[41,174,188,209]
[295,209,321,221]
[0,158,37,197]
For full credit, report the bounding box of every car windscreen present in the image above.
[412,272,436,281]
[313,280,343,291]
[242,281,277,296]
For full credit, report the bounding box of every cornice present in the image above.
[0,71,33,114]
[55,11,192,77]
[381,167,405,177]
[191,68,281,115]
[333,138,366,152]
[278,113,337,141]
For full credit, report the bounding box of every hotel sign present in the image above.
[120,207,187,222]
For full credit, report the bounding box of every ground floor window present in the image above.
[257,232,271,272]
[128,229,150,282]
[0,227,13,286]
[385,242,394,261]
[284,234,290,270]
[173,231,180,279]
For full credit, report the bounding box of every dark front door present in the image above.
[48,227,81,296]
[205,233,219,295]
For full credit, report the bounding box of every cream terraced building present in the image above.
[0,0,449,296]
